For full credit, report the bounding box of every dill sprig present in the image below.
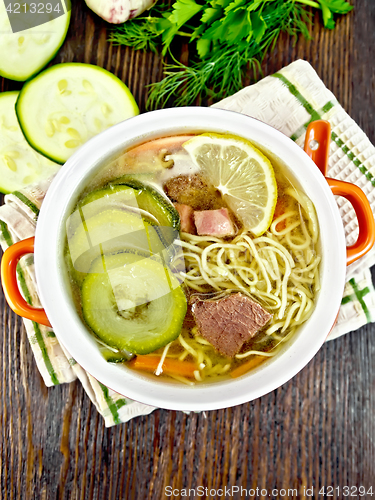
[110,3,167,53]
[147,46,261,109]
[110,17,163,53]
[109,0,353,108]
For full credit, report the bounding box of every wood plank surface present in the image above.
[1,0,374,498]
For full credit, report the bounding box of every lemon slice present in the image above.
[183,133,278,236]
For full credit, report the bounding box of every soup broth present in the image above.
[64,132,321,384]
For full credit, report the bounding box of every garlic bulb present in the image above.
[85,0,156,24]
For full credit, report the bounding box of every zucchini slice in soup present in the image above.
[16,63,139,164]
[81,251,187,354]
[98,344,133,363]
[66,208,167,282]
[79,181,181,232]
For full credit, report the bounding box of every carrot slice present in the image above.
[126,135,195,157]
[230,356,265,378]
[272,197,287,231]
[129,355,198,379]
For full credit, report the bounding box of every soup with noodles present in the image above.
[64,132,321,385]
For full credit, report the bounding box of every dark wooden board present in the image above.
[1,1,375,498]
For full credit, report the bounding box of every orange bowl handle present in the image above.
[0,236,51,327]
[327,178,375,266]
[304,120,331,176]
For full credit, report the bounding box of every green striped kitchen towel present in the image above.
[1,59,374,426]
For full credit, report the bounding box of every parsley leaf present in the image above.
[110,0,354,107]
[160,0,204,54]
[319,0,353,14]
[250,10,267,44]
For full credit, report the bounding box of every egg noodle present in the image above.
[157,187,321,384]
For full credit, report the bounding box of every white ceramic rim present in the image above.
[35,107,347,411]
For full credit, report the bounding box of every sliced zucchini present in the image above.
[0,91,60,193]
[113,179,181,231]
[16,63,139,164]
[81,251,187,354]
[77,184,149,222]
[97,344,133,364]
[79,183,141,209]
[66,208,166,277]
[0,1,71,81]
[80,180,180,230]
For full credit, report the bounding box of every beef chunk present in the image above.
[194,208,236,237]
[190,293,272,357]
[174,203,196,234]
[164,174,222,210]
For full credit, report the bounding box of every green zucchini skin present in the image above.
[112,179,181,232]
[0,91,60,193]
[66,208,166,281]
[78,184,142,211]
[77,180,181,251]
[81,251,187,355]
[15,63,139,164]
[98,345,133,363]
[79,180,181,232]
[67,179,186,356]
[0,5,71,81]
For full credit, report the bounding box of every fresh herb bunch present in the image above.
[110,0,353,108]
